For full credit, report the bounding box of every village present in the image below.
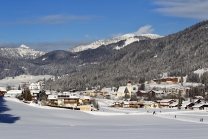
[1,75,208,112]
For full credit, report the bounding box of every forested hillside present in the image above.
[45,20,208,90]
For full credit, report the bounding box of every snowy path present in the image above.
[156,111,208,124]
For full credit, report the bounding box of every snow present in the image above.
[0,74,53,87]
[145,81,202,90]
[0,44,46,59]
[1,96,208,139]
[194,68,208,76]
[139,33,163,39]
[69,33,162,53]
[19,44,29,49]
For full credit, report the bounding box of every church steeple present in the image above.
[127,80,132,100]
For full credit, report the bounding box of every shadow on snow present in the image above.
[0,97,20,124]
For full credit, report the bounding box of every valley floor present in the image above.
[0,97,208,139]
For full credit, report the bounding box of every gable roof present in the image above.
[7,90,22,94]
[30,90,40,94]
[117,86,127,94]
[158,99,174,103]
[181,101,194,108]
[192,102,208,108]
[152,90,164,94]
[169,102,178,107]
[48,95,57,100]
[45,90,51,95]
[100,87,116,95]
[0,87,7,91]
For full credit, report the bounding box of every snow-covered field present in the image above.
[1,97,208,139]
[0,75,53,87]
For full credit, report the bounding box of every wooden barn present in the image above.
[0,87,7,96]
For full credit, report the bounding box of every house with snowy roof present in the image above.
[192,102,208,110]
[128,101,144,108]
[0,87,7,96]
[151,90,165,98]
[143,101,159,109]
[157,99,175,108]
[153,77,179,84]
[47,94,58,105]
[169,101,179,108]
[136,90,149,99]
[79,96,91,105]
[181,101,194,110]
[111,101,123,107]
[5,90,22,97]
[84,89,96,97]
[121,101,129,108]
[47,92,80,108]
[29,82,41,90]
[30,90,41,100]
[57,93,79,108]
[100,87,117,97]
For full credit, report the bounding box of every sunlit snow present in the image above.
[69,34,162,52]
[1,97,208,139]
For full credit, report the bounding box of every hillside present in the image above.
[0,34,156,79]
[0,44,46,59]
[46,20,208,90]
[69,34,162,52]
[0,56,49,79]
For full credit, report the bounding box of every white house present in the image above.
[57,93,79,108]
[29,82,41,90]
[45,90,52,95]
[100,87,117,98]
[47,94,58,105]
[30,90,41,100]
[5,90,22,97]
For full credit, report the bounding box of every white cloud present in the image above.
[110,25,154,38]
[134,25,154,35]
[154,0,208,19]
[0,14,99,25]
[85,34,91,39]
[110,33,124,38]
[37,14,93,24]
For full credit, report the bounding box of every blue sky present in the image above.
[0,0,208,51]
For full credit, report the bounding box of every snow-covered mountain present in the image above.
[69,34,162,53]
[0,44,46,59]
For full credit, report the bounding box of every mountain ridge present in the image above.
[0,44,46,59]
[1,20,208,91]
[45,20,208,90]
[68,34,162,53]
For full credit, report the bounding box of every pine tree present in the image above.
[39,90,47,101]
[96,101,99,110]
[139,83,145,90]
[18,85,21,90]
[23,88,32,101]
